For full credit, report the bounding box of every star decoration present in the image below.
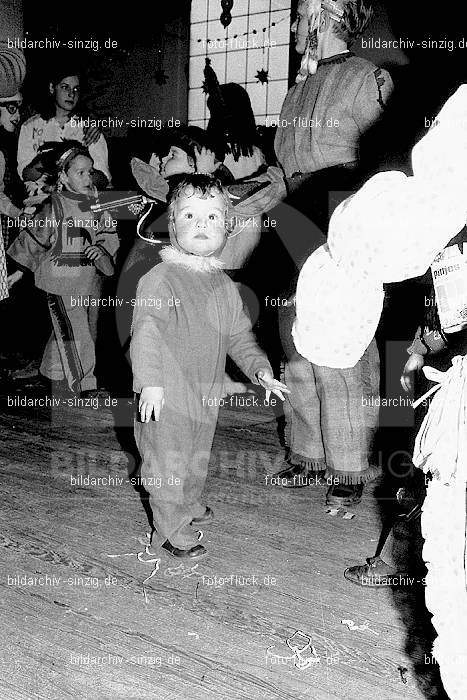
[154,69,169,85]
[256,68,269,84]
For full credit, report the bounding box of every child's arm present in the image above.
[84,244,114,275]
[130,268,171,401]
[401,351,425,393]
[86,211,120,276]
[7,270,24,289]
[6,201,56,273]
[255,369,289,402]
[227,282,289,400]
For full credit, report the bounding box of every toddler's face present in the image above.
[160,146,195,178]
[173,190,226,257]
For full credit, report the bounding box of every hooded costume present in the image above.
[131,179,272,549]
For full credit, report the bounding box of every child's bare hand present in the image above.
[256,369,290,402]
[84,245,104,262]
[7,270,24,289]
[194,147,216,174]
[139,386,165,422]
[400,353,424,393]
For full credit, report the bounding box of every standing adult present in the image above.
[17,66,111,190]
[272,0,393,507]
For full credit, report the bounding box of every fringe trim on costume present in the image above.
[324,463,382,485]
[160,246,225,273]
[288,451,326,472]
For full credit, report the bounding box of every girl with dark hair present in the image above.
[17,67,111,190]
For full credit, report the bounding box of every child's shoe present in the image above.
[326,482,363,506]
[80,388,110,400]
[190,507,214,526]
[161,541,207,559]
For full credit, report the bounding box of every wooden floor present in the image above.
[0,386,447,700]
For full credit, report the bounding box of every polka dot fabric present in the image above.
[294,86,467,368]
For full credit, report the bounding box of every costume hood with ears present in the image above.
[296,0,372,81]
[0,42,26,98]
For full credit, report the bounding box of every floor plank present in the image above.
[0,393,445,699]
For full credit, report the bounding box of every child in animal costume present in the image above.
[7,141,118,396]
[119,125,285,395]
[131,174,288,558]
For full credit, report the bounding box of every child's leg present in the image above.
[47,293,97,392]
[184,420,218,521]
[315,338,381,483]
[40,331,65,382]
[284,351,326,470]
[135,410,202,550]
[87,296,100,345]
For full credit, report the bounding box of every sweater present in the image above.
[275,53,393,176]
[7,190,119,296]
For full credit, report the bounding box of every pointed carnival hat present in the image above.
[0,42,26,98]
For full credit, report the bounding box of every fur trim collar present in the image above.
[160,246,225,272]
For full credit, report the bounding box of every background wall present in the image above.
[0,0,23,41]
[19,0,191,137]
[187,0,414,129]
[189,0,291,127]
